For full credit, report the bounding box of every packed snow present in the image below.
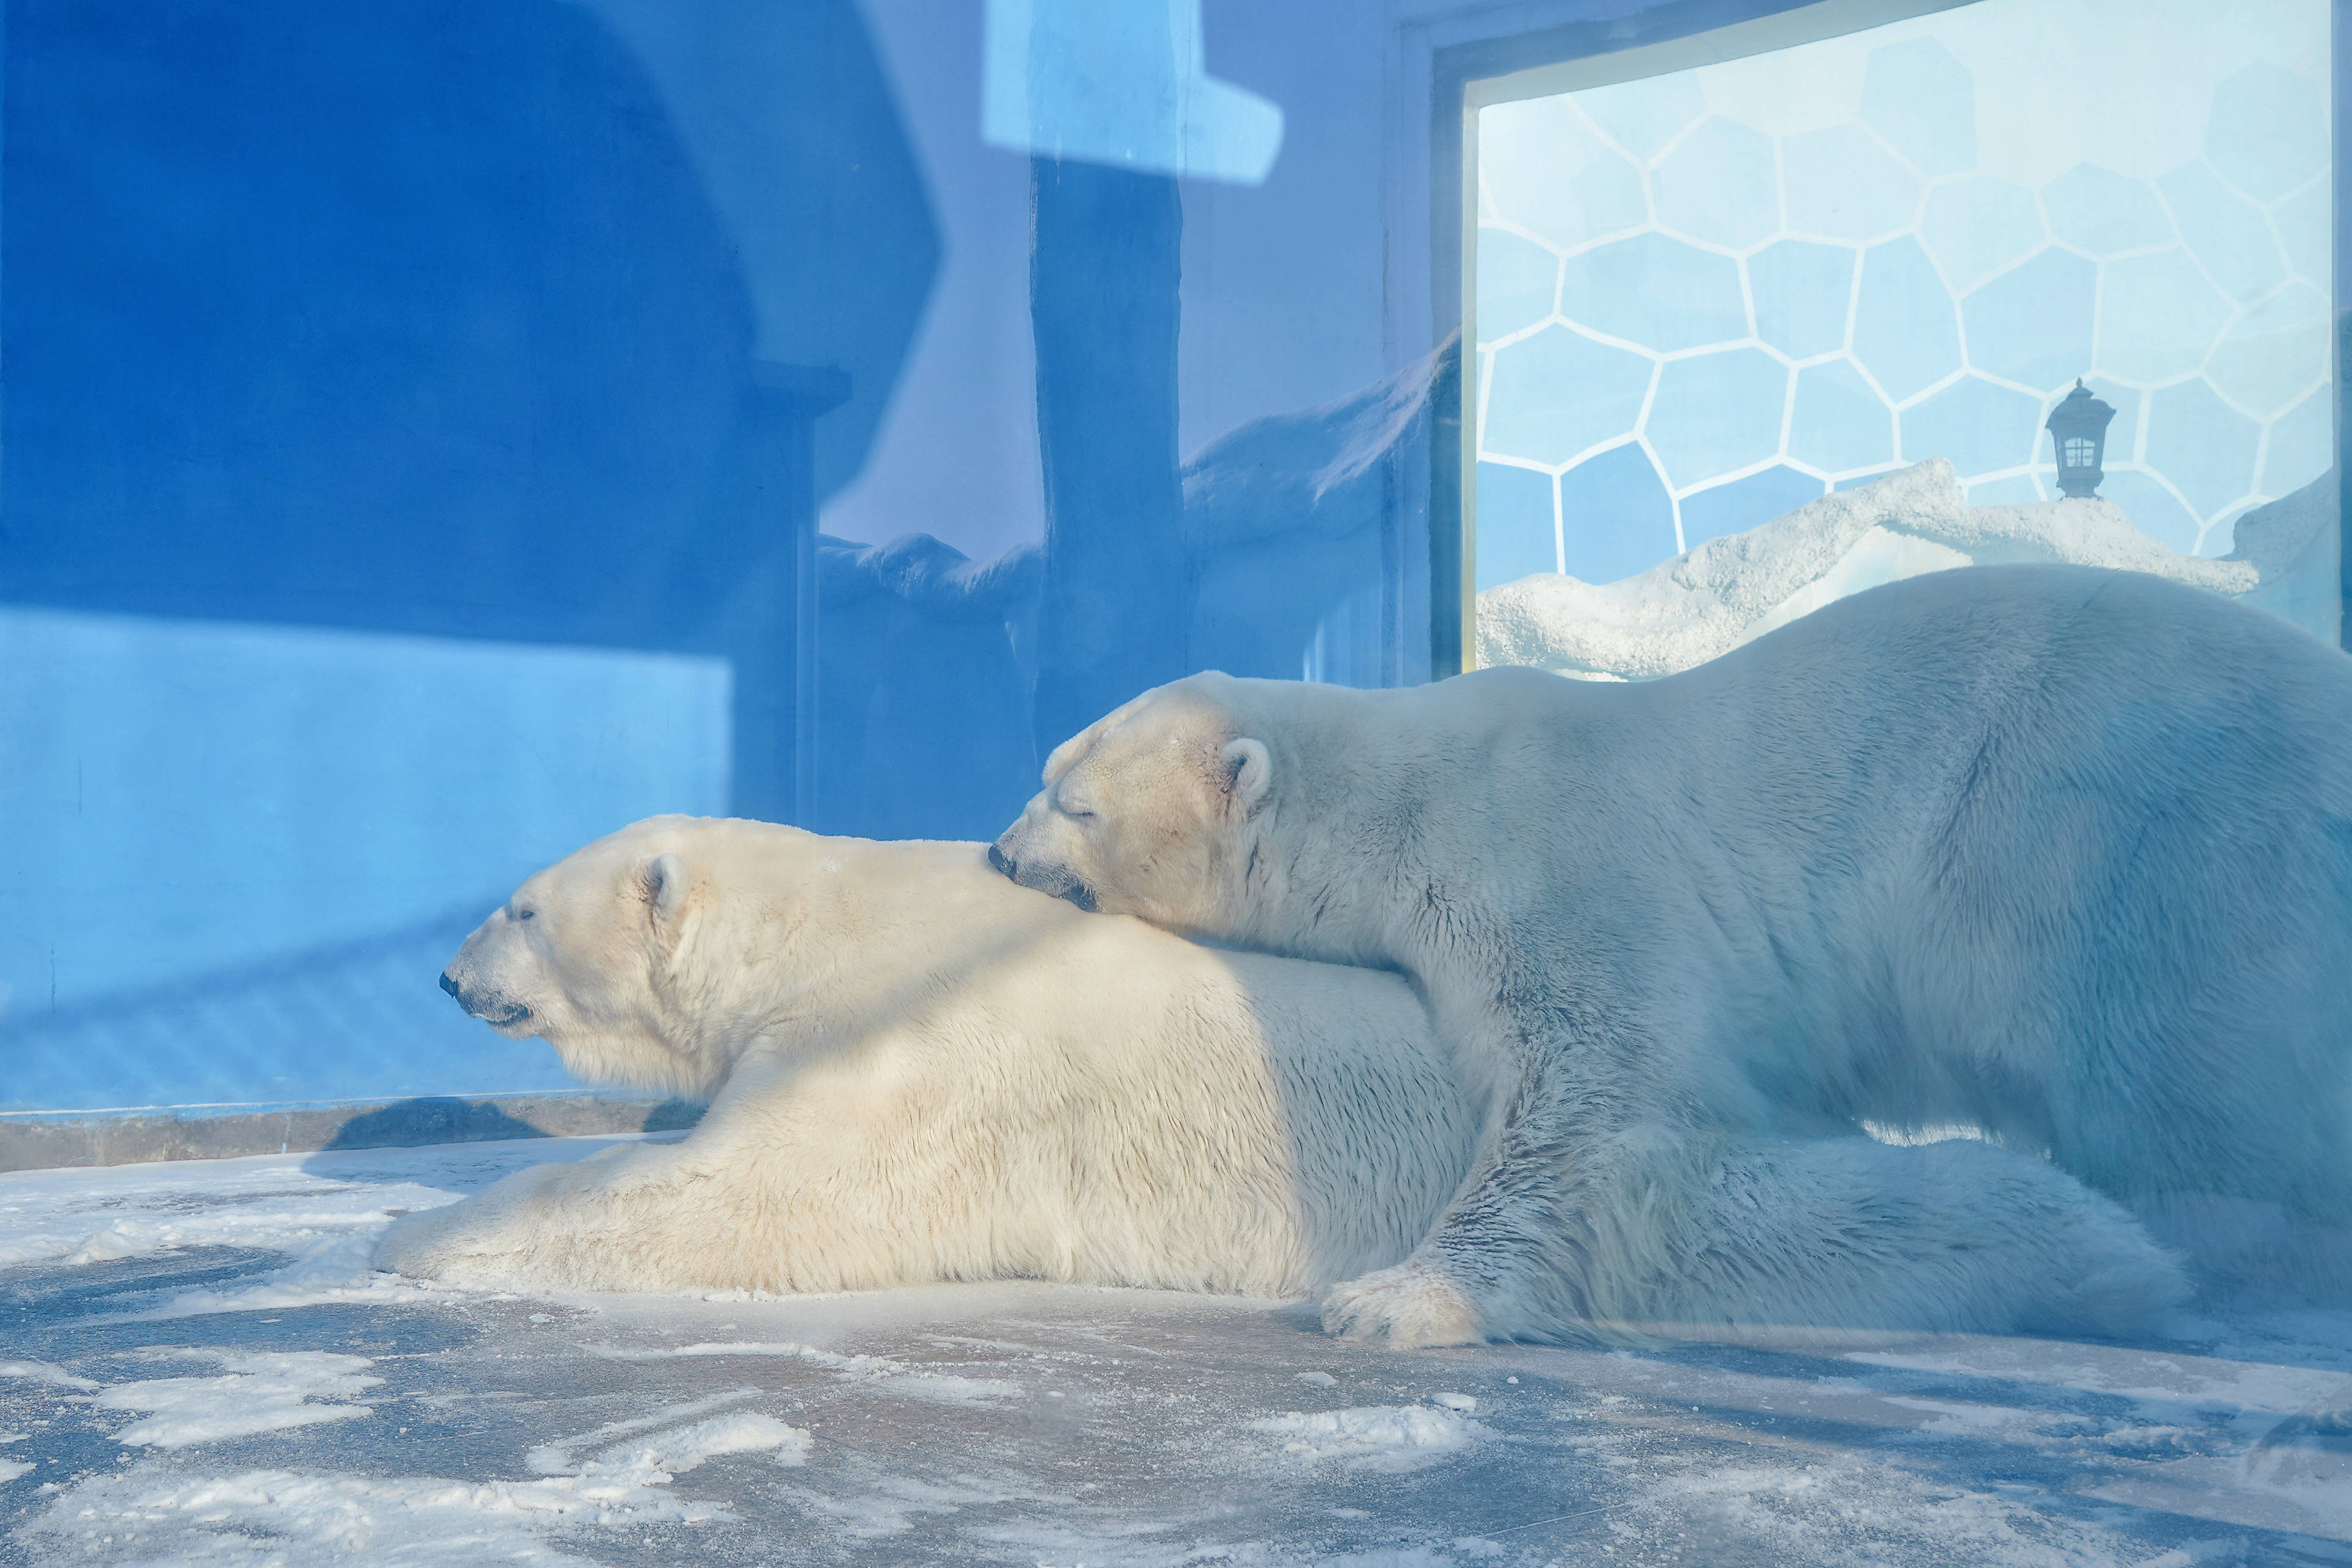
[1474,459,2336,680]
[4,1136,2351,1565]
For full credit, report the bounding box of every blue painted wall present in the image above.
[3,0,1892,1114]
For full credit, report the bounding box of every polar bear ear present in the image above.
[642,853,689,926]
[1218,738,1272,811]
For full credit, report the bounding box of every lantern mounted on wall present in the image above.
[2045,379,2117,500]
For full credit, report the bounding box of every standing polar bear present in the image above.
[383,815,2176,1339]
[992,564,2352,1347]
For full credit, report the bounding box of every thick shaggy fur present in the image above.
[991,565,2352,1346]
[376,818,1483,1297]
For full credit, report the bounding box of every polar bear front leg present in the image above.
[1320,1258,1484,1347]
[374,1140,708,1291]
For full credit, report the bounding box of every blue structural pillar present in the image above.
[1027,158,1188,757]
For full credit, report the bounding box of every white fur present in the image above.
[376,819,1482,1298]
[992,564,2352,1345]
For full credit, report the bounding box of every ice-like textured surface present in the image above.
[11,1129,2352,1565]
[1962,248,2097,393]
[2264,388,2337,499]
[1474,462,1557,590]
[2204,62,2328,202]
[2040,163,2174,256]
[1852,237,1961,404]
[2207,282,2331,420]
[2097,249,2233,385]
[1747,241,1854,360]
[1473,0,2331,614]
[1901,377,2043,477]
[1473,229,1557,340]
[2272,179,2332,287]
[2147,380,2262,519]
[1859,38,1976,177]
[1783,124,1923,242]
[2159,160,2289,304]
[1680,466,1826,551]
[1918,177,2043,291]
[1557,443,1678,583]
[1790,358,1895,475]
[1653,117,1778,248]
[1482,326,1652,466]
[1575,70,1705,160]
[1646,350,1788,488]
[1559,234,1747,352]
[1479,96,1649,251]
[2093,470,2203,557]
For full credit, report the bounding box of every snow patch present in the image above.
[29,1398,809,1564]
[584,1338,1019,1404]
[1476,459,2264,681]
[0,1359,99,1391]
[1250,1405,1488,1471]
[573,1412,811,1486]
[95,1351,381,1448]
[125,1233,454,1321]
[23,1461,721,1566]
[0,1460,31,1485]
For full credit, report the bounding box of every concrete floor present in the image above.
[5,1137,2351,1566]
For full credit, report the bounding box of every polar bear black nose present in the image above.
[439,970,462,1000]
[987,841,1015,878]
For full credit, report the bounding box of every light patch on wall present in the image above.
[981,0,1282,185]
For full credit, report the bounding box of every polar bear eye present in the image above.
[514,907,536,922]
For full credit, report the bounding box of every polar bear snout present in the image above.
[440,966,532,1029]
[989,830,1097,912]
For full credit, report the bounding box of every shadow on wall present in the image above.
[3,0,931,653]
[319,1095,704,1153]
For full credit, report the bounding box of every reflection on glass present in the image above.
[1470,0,2336,676]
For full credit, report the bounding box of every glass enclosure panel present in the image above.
[1469,0,2338,678]
[0,0,2339,1126]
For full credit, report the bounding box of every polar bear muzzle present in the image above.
[987,837,1097,911]
[440,966,530,1029]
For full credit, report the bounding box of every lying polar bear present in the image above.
[381,816,1474,1297]
[992,564,2349,1346]
[381,815,2176,1338]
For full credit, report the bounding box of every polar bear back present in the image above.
[1220,565,2352,1217]
[605,832,1481,1297]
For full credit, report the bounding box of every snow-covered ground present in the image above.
[4,1138,2351,1566]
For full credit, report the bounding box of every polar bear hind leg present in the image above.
[1319,1128,2187,1347]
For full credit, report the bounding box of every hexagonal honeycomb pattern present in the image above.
[1473,0,2330,589]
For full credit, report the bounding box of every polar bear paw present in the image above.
[1321,1260,1484,1348]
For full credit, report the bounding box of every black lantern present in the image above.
[2045,379,2117,500]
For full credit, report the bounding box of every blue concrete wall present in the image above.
[3,0,2076,1114]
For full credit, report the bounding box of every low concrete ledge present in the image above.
[0,1093,705,1173]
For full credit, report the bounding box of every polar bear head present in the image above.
[990,672,1356,949]
[440,815,807,1099]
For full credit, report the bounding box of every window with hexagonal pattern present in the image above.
[1470,0,2332,640]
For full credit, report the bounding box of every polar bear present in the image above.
[381,814,2176,1339]
[990,564,2352,1346]
[377,816,1475,1296]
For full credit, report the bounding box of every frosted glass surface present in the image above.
[1474,0,2333,592]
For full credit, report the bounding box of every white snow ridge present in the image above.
[1473,458,2305,681]
[1250,1403,1489,1471]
